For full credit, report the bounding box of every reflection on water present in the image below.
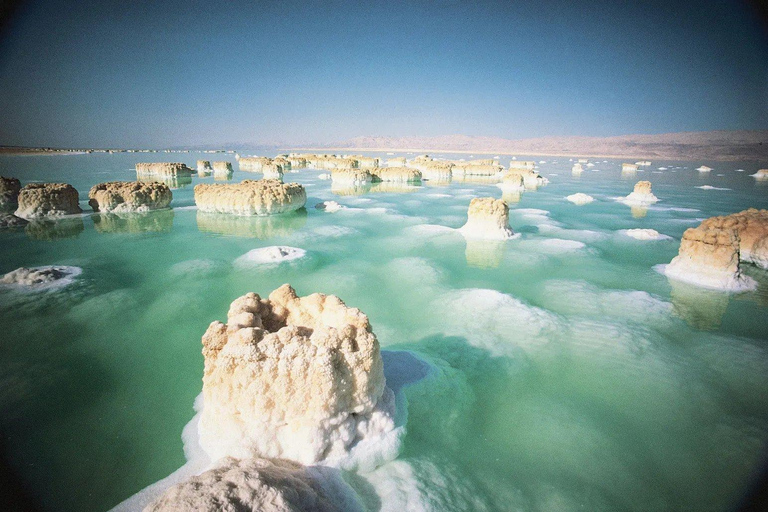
[464,238,506,269]
[501,190,523,204]
[423,178,452,187]
[213,171,234,181]
[331,183,373,196]
[136,173,193,189]
[621,169,637,179]
[370,182,421,194]
[24,217,84,240]
[92,210,174,234]
[669,278,729,330]
[196,209,307,238]
[631,205,648,218]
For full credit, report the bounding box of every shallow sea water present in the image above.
[1,152,768,511]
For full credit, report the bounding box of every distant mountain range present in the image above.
[316,131,768,161]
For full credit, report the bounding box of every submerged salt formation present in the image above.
[458,197,515,240]
[0,265,81,289]
[88,181,172,213]
[198,284,396,466]
[620,181,659,205]
[331,169,373,186]
[15,183,82,219]
[751,169,768,179]
[145,457,354,512]
[194,180,306,216]
[566,193,594,205]
[0,176,21,211]
[370,167,422,183]
[663,224,756,291]
[197,160,213,174]
[135,163,194,176]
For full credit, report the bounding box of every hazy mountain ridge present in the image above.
[330,131,768,161]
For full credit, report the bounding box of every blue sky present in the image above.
[0,0,766,147]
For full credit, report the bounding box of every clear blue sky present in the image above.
[0,0,766,147]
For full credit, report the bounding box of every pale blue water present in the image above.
[0,152,767,511]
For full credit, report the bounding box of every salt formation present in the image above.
[497,172,524,192]
[88,181,172,213]
[198,284,397,467]
[135,163,194,176]
[273,158,292,171]
[458,197,515,240]
[315,201,343,212]
[503,168,548,189]
[418,161,453,181]
[451,163,502,176]
[566,193,594,205]
[262,164,284,181]
[330,169,373,186]
[239,157,273,172]
[571,163,584,174]
[751,169,768,179]
[0,213,27,228]
[636,161,652,166]
[696,166,713,172]
[145,457,358,512]
[234,246,307,266]
[212,161,233,175]
[619,181,659,205]
[355,156,379,168]
[15,183,82,218]
[0,265,81,290]
[622,163,639,172]
[370,167,422,183]
[509,161,536,170]
[194,180,306,216]
[622,228,670,241]
[197,160,213,174]
[137,174,192,190]
[387,157,407,167]
[689,209,768,269]
[0,176,21,211]
[663,224,756,291]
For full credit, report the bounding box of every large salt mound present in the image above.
[238,157,273,172]
[661,223,757,292]
[234,246,307,266]
[458,197,515,240]
[566,193,594,205]
[0,265,82,291]
[88,181,172,213]
[145,456,360,512]
[331,169,373,186]
[135,163,194,176]
[194,180,306,216]
[15,183,82,218]
[198,284,399,468]
[370,167,422,183]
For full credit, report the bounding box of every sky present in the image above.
[0,0,766,148]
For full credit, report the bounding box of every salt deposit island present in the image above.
[114,284,401,511]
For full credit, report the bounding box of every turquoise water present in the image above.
[1,152,767,511]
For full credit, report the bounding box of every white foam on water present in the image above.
[234,246,306,267]
[696,185,731,190]
[619,229,672,241]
